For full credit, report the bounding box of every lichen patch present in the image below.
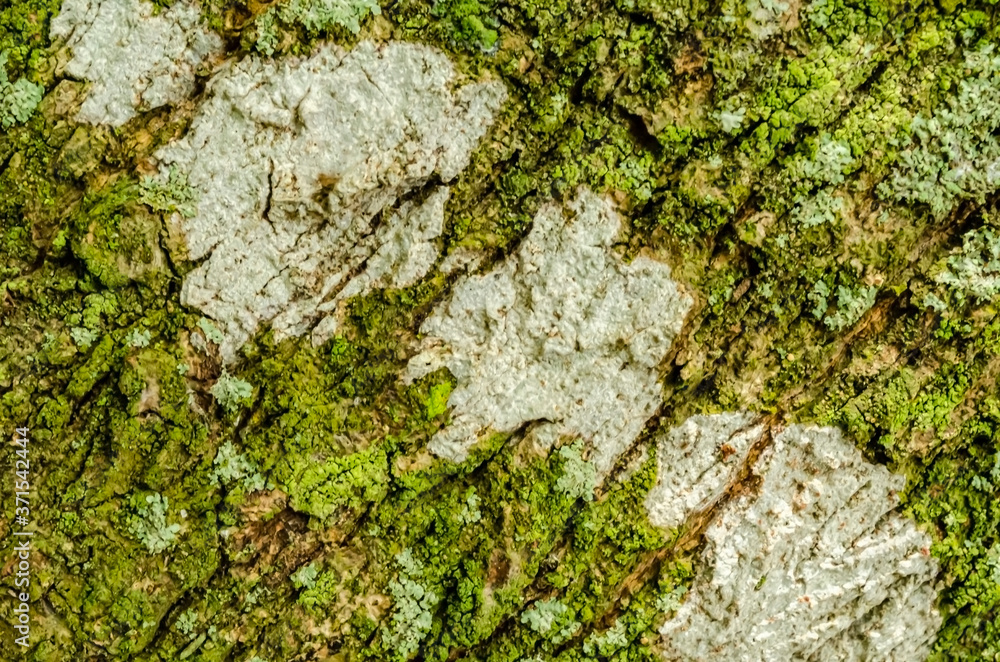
[652,418,941,661]
[151,41,506,360]
[644,412,763,530]
[51,0,224,126]
[405,188,694,473]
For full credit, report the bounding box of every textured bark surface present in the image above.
[3,0,1000,660]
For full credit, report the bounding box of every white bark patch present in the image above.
[51,0,223,126]
[645,412,762,529]
[653,418,941,661]
[405,189,693,473]
[150,41,506,361]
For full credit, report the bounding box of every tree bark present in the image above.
[2,0,1000,660]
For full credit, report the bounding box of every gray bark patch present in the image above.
[651,417,941,661]
[645,412,762,529]
[148,41,505,360]
[51,0,223,126]
[406,188,694,474]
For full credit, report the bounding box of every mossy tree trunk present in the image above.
[2,0,1000,660]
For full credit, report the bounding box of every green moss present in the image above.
[0,0,62,78]
[69,176,168,290]
[426,381,454,420]
[432,0,499,52]
[9,0,1000,658]
[905,411,1000,658]
[281,442,391,519]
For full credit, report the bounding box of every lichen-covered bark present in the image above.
[4,0,1000,660]
[655,418,940,660]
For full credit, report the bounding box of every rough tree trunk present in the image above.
[1,0,999,660]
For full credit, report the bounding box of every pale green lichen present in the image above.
[139,166,197,218]
[718,106,746,133]
[879,45,1000,219]
[129,493,181,554]
[791,189,843,228]
[278,0,381,34]
[255,8,280,56]
[810,281,878,331]
[126,328,152,348]
[722,0,789,40]
[520,598,580,644]
[457,490,481,525]
[826,285,878,331]
[298,568,343,610]
[175,608,198,635]
[210,440,266,491]
[291,563,319,590]
[0,51,43,129]
[198,317,226,345]
[521,598,566,634]
[70,326,99,350]
[382,549,439,660]
[797,134,854,189]
[210,371,254,413]
[936,225,1000,304]
[922,291,948,312]
[582,619,629,657]
[987,546,1000,585]
[554,441,597,502]
[655,585,688,613]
